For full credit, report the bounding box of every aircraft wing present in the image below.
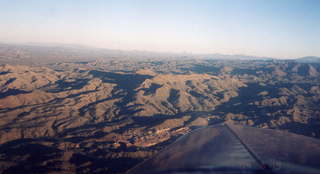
[127,122,320,174]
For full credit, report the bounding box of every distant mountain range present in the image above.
[294,56,320,63]
[0,43,319,65]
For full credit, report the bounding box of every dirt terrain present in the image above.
[0,44,320,173]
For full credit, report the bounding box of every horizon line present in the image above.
[0,41,318,60]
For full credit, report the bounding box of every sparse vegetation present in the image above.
[0,45,320,173]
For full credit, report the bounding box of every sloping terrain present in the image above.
[131,73,245,116]
[0,57,320,173]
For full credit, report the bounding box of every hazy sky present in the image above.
[0,0,319,58]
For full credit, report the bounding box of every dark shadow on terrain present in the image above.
[211,82,316,125]
[139,83,162,96]
[0,89,30,99]
[0,90,97,114]
[279,121,320,138]
[231,66,273,76]
[47,79,89,93]
[55,115,186,145]
[78,96,115,117]
[210,84,283,125]
[67,90,97,98]
[70,153,142,174]
[211,83,280,116]
[182,64,220,75]
[4,78,16,86]
[90,70,153,116]
[57,117,132,138]
[0,138,143,174]
[150,61,164,66]
[74,61,90,64]
[297,64,311,76]
[0,139,63,174]
[189,90,209,99]
[90,70,152,92]
[168,89,180,105]
[0,71,10,75]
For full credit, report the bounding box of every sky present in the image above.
[0,0,319,58]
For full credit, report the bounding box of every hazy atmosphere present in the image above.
[1,0,320,58]
[1,1,320,174]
